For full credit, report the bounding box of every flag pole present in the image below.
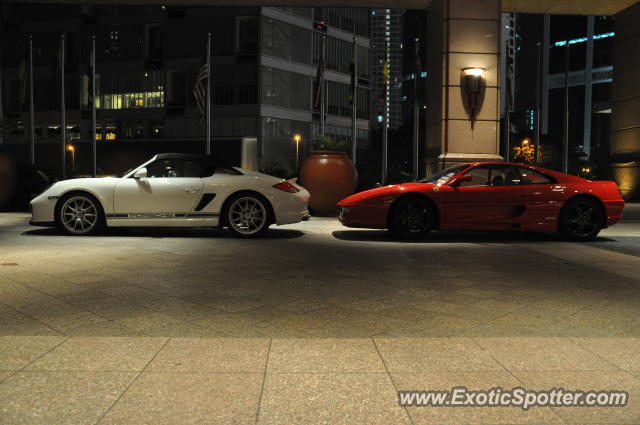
[206,33,211,155]
[562,41,570,174]
[320,35,326,137]
[503,37,511,163]
[0,31,3,146]
[381,45,389,185]
[29,35,35,165]
[91,35,96,177]
[382,102,388,185]
[351,34,357,165]
[0,35,3,146]
[206,32,211,156]
[413,97,419,180]
[534,41,541,165]
[60,34,66,178]
[413,38,420,180]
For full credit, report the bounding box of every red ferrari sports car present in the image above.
[337,162,624,241]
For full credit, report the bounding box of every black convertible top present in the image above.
[152,153,241,175]
[155,153,216,163]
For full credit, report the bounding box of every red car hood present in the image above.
[339,182,434,206]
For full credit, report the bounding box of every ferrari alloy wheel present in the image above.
[57,194,103,236]
[389,197,434,239]
[559,197,602,241]
[227,195,269,237]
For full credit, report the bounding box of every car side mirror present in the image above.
[133,167,147,179]
[452,174,472,186]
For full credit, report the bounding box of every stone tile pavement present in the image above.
[1,213,640,424]
[1,336,640,424]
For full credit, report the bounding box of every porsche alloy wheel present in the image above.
[227,195,269,237]
[560,197,602,241]
[57,195,103,236]
[389,197,433,239]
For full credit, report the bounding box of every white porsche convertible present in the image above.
[30,153,310,237]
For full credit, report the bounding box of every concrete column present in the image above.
[611,2,640,200]
[424,0,502,175]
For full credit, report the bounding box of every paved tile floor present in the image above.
[1,213,640,424]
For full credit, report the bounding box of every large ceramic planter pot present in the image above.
[300,151,357,216]
[0,153,17,211]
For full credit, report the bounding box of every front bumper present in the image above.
[337,204,388,229]
[29,193,57,225]
[29,220,56,227]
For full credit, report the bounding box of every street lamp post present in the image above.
[293,134,301,171]
[67,144,75,177]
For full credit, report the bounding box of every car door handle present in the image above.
[184,187,199,193]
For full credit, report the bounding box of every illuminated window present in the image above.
[97,71,165,110]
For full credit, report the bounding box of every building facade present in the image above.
[0,4,371,176]
[542,14,614,171]
[370,8,404,130]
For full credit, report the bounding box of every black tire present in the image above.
[388,196,434,239]
[559,197,603,242]
[55,192,105,236]
[224,192,271,238]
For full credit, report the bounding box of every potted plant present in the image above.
[0,150,17,211]
[299,136,358,216]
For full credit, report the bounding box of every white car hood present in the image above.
[47,177,119,194]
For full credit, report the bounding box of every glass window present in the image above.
[146,159,212,178]
[261,117,310,169]
[237,17,258,54]
[593,37,613,68]
[262,18,311,64]
[213,85,234,105]
[418,164,469,184]
[261,67,310,110]
[166,70,186,108]
[146,24,164,60]
[594,16,614,35]
[489,165,523,186]
[460,167,490,187]
[518,167,554,184]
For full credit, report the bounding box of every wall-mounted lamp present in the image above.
[461,67,486,129]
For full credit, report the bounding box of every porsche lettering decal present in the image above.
[106,213,219,219]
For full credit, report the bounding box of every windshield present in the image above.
[418,164,470,185]
[118,168,134,178]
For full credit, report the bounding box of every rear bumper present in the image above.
[276,208,310,225]
[604,200,625,227]
[273,187,310,225]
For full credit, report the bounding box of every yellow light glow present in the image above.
[135,98,144,107]
[293,134,301,143]
[522,139,530,145]
[66,145,74,152]
[463,68,485,77]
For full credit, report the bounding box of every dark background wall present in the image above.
[611,1,640,200]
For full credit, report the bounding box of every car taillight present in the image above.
[273,181,300,193]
